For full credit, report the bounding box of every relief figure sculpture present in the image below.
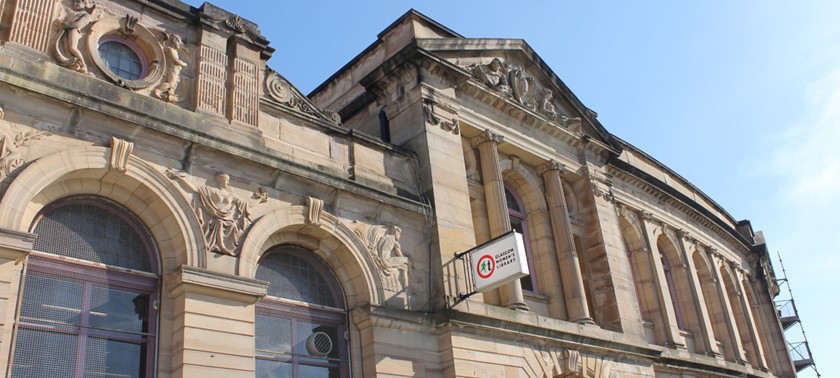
[53,0,95,74]
[153,34,187,102]
[167,170,253,256]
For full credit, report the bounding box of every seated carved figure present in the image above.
[472,58,511,95]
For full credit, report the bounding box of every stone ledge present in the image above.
[0,228,35,260]
[169,265,267,304]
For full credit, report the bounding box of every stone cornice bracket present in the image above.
[561,349,581,375]
[470,129,504,148]
[109,137,134,172]
[537,159,568,176]
[306,196,324,226]
[677,228,691,241]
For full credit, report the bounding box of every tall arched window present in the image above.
[12,197,159,378]
[255,245,348,377]
[505,186,537,293]
[661,254,686,330]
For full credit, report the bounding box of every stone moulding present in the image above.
[264,69,342,126]
[83,15,166,89]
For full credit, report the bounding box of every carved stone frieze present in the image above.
[153,33,188,103]
[265,69,341,126]
[352,221,409,292]
[167,169,263,256]
[0,107,52,181]
[109,137,133,172]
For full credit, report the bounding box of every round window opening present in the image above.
[97,38,146,80]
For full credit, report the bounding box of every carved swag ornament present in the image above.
[167,169,263,256]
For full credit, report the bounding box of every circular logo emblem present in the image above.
[476,254,495,279]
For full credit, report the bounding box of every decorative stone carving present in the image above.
[423,100,460,135]
[109,137,133,172]
[252,187,269,203]
[538,88,558,120]
[167,169,258,256]
[538,159,568,176]
[9,0,59,52]
[197,45,228,115]
[353,222,409,292]
[468,58,535,106]
[560,115,583,134]
[225,15,247,33]
[305,196,324,226]
[84,16,166,89]
[0,108,51,181]
[558,349,614,378]
[265,69,342,126]
[153,33,188,103]
[232,58,259,126]
[760,254,780,297]
[121,14,138,35]
[470,129,504,148]
[52,0,96,75]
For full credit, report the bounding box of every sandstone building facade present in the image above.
[0,0,796,377]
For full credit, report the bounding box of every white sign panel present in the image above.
[468,231,530,293]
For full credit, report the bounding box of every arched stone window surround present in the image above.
[720,265,760,367]
[504,184,538,293]
[0,146,204,270]
[255,245,349,377]
[617,212,664,344]
[12,196,161,377]
[655,231,702,346]
[692,248,735,361]
[499,158,560,303]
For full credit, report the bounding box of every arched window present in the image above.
[505,187,537,293]
[661,254,686,330]
[12,197,159,378]
[255,245,348,377]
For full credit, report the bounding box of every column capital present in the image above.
[537,159,568,176]
[470,129,504,148]
[677,228,692,241]
[639,210,656,221]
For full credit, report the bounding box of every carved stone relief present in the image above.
[556,349,615,378]
[153,33,188,103]
[423,99,460,135]
[109,137,133,172]
[352,221,409,292]
[305,196,324,226]
[265,69,341,126]
[52,0,96,75]
[0,107,52,181]
[83,15,166,89]
[167,169,263,256]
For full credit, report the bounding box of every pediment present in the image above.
[416,38,621,152]
[263,68,342,126]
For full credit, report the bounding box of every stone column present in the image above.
[638,214,685,347]
[676,231,721,357]
[734,268,769,370]
[0,229,34,372]
[707,250,749,364]
[539,160,592,323]
[471,129,528,311]
[168,266,268,377]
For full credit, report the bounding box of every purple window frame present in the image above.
[13,197,160,378]
[505,185,539,294]
[98,35,149,80]
[255,246,349,378]
[661,255,686,330]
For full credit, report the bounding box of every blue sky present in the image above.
[186,1,836,375]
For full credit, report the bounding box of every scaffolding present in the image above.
[775,252,820,376]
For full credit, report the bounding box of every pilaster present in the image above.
[707,250,749,364]
[168,266,267,378]
[733,268,769,370]
[471,130,528,311]
[0,228,34,373]
[539,160,592,323]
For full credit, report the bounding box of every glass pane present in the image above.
[256,250,337,307]
[505,188,521,212]
[97,41,143,80]
[295,321,339,360]
[33,203,153,272]
[84,337,145,378]
[256,314,292,356]
[256,359,292,378]
[11,328,77,378]
[299,364,340,378]
[19,274,83,326]
[88,285,149,334]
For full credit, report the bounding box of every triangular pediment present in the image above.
[416,38,621,152]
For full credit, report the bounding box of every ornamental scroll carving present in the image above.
[167,169,263,256]
[265,69,341,126]
[352,222,409,292]
[109,137,133,172]
[423,100,460,135]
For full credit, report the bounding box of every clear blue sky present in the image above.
[188,1,836,375]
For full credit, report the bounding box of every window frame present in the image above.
[97,35,149,81]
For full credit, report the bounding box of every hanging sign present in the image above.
[467,230,530,293]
